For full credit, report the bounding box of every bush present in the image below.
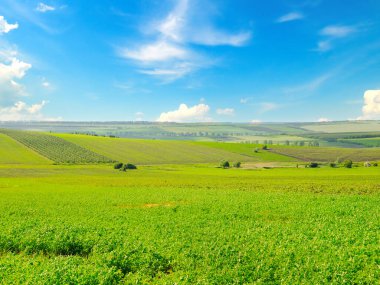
[254,148,259,153]
[262,145,268,150]
[344,160,353,168]
[233,162,241,168]
[114,162,123,170]
[373,162,378,167]
[308,162,319,168]
[220,160,230,169]
[125,163,137,170]
[329,162,337,168]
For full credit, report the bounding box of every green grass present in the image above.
[0,129,114,164]
[342,137,380,147]
[0,165,378,284]
[54,134,294,165]
[0,133,51,164]
[270,145,380,162]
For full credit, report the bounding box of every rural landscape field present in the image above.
[1,0,380,284]
[0,124,379,284]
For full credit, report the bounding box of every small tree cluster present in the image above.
[307,162,319,168]
[220,160,242,169]
[114,162,137,171]
[343,160,353,168]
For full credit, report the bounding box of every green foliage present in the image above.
[233,161,241,168]
[308,162,319,168]
[220,160,230,168]
[125,163,137,170]
[373,162,378,167]
[262,145,268,150]
[344,159,353,168]
[113,162,123,169]
[0,129,113,164]
[329,162,337,168]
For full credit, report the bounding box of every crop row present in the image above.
[0,129,114,164]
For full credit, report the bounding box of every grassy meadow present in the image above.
[0,128,379,284]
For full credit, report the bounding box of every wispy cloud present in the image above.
[276,12,304,23]
[36,3,56,13]
[216,108,234,116]
[157,103,211,122]
[0,16,18,34]
[283,73,332,94]
[120,0,251,81]
[314,25,357,52]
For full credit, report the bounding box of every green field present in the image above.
[270,145,380,162]
[0,128,379,284]
[0,129,114,164]
[0,133,51,165]
[54,134,293,164]
[0,165,379,284]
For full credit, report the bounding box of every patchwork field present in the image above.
[0,165,379,284]
[270,145,380,162]
[54,134,293,164]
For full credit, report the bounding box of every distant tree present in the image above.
[262,145,268,150]
[308,162,319,168]
[344,160,353,168]
[233,162,241,168]
[329,162,337,168]
[114,162,123,170]
[373,162,378,167]
[254,147,259,153]
[285,140,290,146]
[125,163,137,170]
[220,160,230,169]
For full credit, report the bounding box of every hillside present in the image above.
[54,134,294,164]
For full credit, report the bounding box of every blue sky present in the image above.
[0,0,380,122]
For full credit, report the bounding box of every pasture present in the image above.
[0,165,379,284]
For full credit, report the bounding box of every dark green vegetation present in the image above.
[0,129,114,164]
[0,165,378,284]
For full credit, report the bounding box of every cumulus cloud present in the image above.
[0,101,58,121]
[276,12,304,23]
[216,108,234,116]
[318,117,331,122]
[121,0,251,80]
[357,90,380,120]
[0,16,18,35]
[36,3,56,13]
[157,103,210,122]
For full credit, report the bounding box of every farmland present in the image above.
[0,129,114,164]
[0,127,379,284]
[0,165,379,284]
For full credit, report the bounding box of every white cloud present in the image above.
[122,41,188,62]
[0,16,18,34]
[0,57,32,102]
[121,0,251,81]
[157,103,210,122]
[318,117,331,122]
[240,97,250,104]
[41,78,51,88]
[36,3,56,13]
[357,90,380,120]
[276,12,304,23]
[216,108,234,116]
[320,25,356,38]
[315,40,332,52]
[251,119,261,124]
[0,100,58,121]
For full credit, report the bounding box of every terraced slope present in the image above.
[0,129,114,164]
[55,134,294,164]
[270,146,380,162]
[0,133,51,164]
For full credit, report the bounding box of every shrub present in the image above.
[114,162,123,170]
[220,160,230,169]
[373,162,378,167]
[233,162,241,168]
[125,163,137,170]
[308,162,319,168]
[329,162,336,168]
[254,148,259,153]
[344,160,353,168]
[262,145,268,150]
